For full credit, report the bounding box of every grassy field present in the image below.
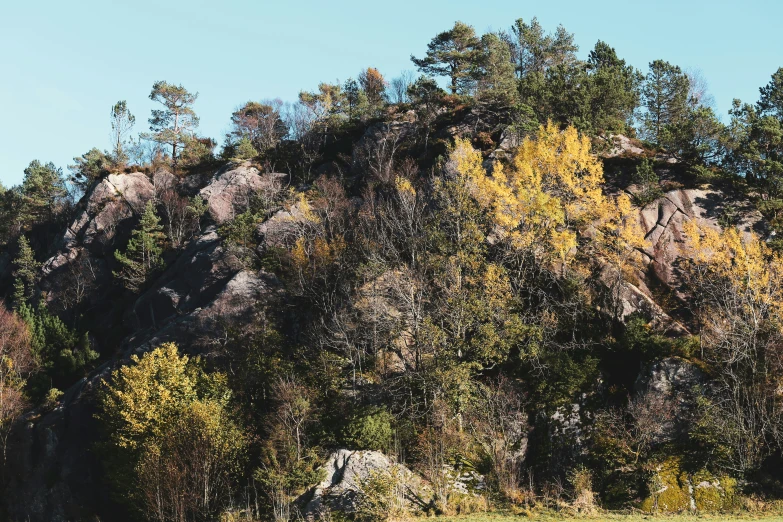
[433,513,783,521]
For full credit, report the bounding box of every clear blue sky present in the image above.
[0,0,780,186]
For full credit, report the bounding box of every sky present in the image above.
[0,0,780,186]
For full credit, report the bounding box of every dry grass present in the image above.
[430,512,783,522]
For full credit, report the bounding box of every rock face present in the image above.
[39,172,155,309]
[638,188,767,294]
[605,187,768,335]
[635,357,705,442]
[603,134,644,158]
[301,450,430,519]
[199,163,286,224]
[64,172,155,252]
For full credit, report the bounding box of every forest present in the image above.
[1,15,783,522]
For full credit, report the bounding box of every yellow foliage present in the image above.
[99,343,231,452]
[511,121,607,225]
[100,343,199,450]
[449,123,644,274]
[291,192,319,224]
[395,176,416,197]
[683,220,783,314]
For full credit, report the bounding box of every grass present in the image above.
[432,512,783,522]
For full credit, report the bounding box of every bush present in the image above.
[631,158,663,206]
[354,467,405,522]
[341,406,393,451]
[231,137,259,162]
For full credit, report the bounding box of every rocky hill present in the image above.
[0,116,777,521]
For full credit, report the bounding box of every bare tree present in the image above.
[467,377,529,498]
[58,250,98,312]
[271,377,313,461]
[685,67,716,109]
[355,123,405,185]
[110,100,136,165]
[388,71,416,104]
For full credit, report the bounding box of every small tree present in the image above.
[158,190,205,248]
[344,77,362,121]
[110,100,135,166]
[114,200,166,292]
[359,67,388,115]
[641,60,690,145]
[20,160,68,225]
[68,148,110,192]
[99,343,245,521]
[0,307,35,464]
[12,235,40,308]
[230,100,287,153]
[631,158,662,206]
[147,81,199,172]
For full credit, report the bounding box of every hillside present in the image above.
[1,16,783,522]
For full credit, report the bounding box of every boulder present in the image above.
[199,163,286,224]
[301,450,431,519]
[602,134,644,158]
[64,172,154,251]
[639,457,739,513]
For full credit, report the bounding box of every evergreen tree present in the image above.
[727,69,783,223]
[641,60,690,145]
[147,81,199,172]
[343,78,361,121]
[68,148,110,192]
[586,40,642,133]
[20,160,67,225]
[114,200,166,292]
[510,18,578,78]
[12,235,40,308]
[411,21,480,95]
[758,67,783,118]
[474,33,518,105]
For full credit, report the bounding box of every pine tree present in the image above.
[147,81,199,172]
[110,100,135,166]
[12,235,40,308]
[641,60,690,145]
[20,160,67,225]
[475,33,518,105]
[343,78,361,121]
[114,201,166,292]
[411,21,480,95]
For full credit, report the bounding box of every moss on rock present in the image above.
[640,458,741,513]
[640,458,690,513]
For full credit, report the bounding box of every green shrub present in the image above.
[341,406,393,451]
[631,158,663,207]
[354,467,404,522]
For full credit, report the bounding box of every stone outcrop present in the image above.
[635,357,705,442]
[638,188,767,293]
[301,449,431,519]
[199,162,286,224]
[602,187,768,335]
